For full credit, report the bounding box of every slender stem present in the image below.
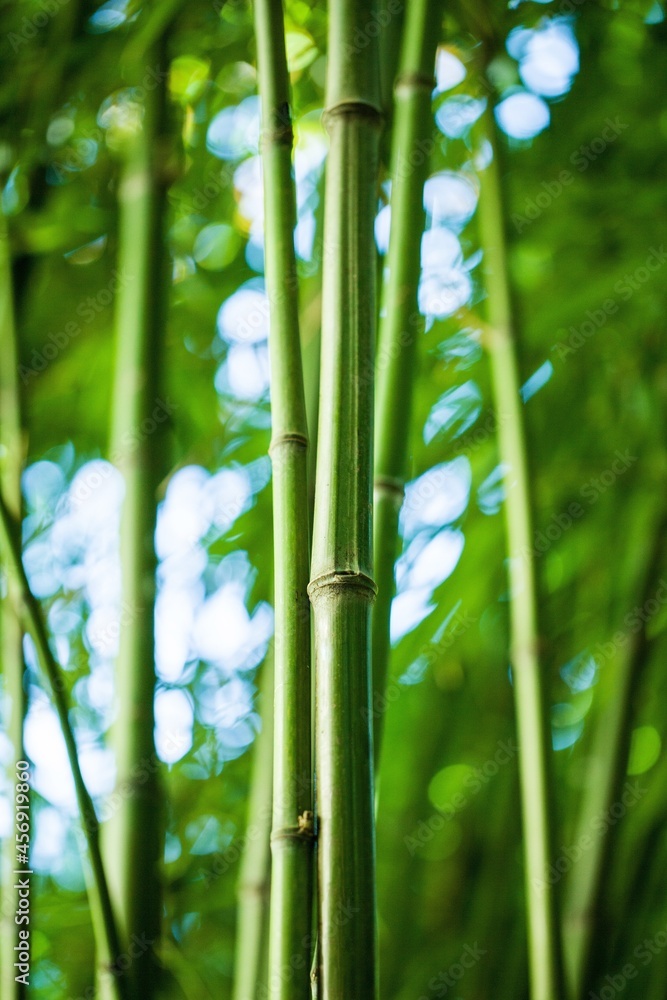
[562,517,666,1000]
[478,105,564,1000]
[0,492,127,1000]
[0,203,27,1000]
[378,0,405,165]
[253,1,314,995]
[233,657,274,1000]
[104,46,171,999]
[372,0,440,767]
[309,3,382,995]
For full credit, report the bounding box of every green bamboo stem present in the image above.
[562,518,666,1000]
[378,0,405,165]
[372,0,440,767]
[253,2,314,996]
[233,657,274,1000]
[477,105,564,1000]
[0,203,27,1000]
[0,492,127,1000]
[308,3,382,995]
[104,49,170,1000]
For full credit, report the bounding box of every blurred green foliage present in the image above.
[0,1,666,998]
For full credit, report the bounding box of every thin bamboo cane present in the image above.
[477,104,564,1000]
[0,202,27,1000]
[253,1,314,996]
[308,2,382,995]
[233,656,274,1000]
[372,0,440,767]
[0,492,127,1000]
[563,517,667,1000]
[104,46,171,1000]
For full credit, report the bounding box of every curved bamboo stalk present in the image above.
[233,657,274,1000]
[563,515,667,1000]
[308,2,382,995]
[104,46,171,1000]
[0,493,127,1000]
[253,1,314,995]
[372,0,440,767]
[0,202,27,1000]
[477,104,564,1000]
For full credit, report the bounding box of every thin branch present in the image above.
[0,491,127,1000]
[478,102,565,1000]
[563,513,667,999]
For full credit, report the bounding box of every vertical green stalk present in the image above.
[378,0,405,162]
[0,494,127,1000]
[308,3,382,996]
[253,1,314,996]
[477,105,564,1000]
[0,203,26,1000]
[562,519,666,1000]
[233,657,274,1000]
[105,48,170,1000]
[372,0,440,766]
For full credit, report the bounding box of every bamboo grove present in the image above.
[0,2,665,1000]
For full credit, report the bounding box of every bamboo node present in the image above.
[269,431,309,455]
[307,570,377,601]
[322,100,383,131]
[395,71,436,94]
[374,475,405,502]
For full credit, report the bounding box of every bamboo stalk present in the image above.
[562,517,667,1000]
[308,3,382,995]
[378,0,405,164]
[233,657,274,1000]
[477,105,564,1000]
[0,492,127,1000]
[0,202,27,1000]
[253,1,314,994]
[372,0,440,767]
[104,47,171,1000]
